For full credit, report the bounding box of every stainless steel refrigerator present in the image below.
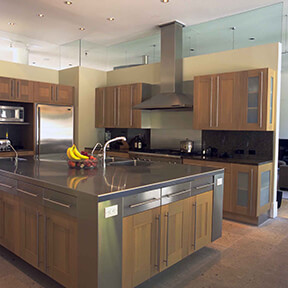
[36,104,74,161]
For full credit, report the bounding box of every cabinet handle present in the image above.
[210,78,213,127]
[102,89,105,126]
[118,87,120,126]
[17,81,20,99]
[164,212,169,266]
[195,183,214,190]
[194,202,197,249]
[250,169,253,215]
[155,214,161,271]
[44,215,47,272]
[56,86,58,101]
[129,198,159,208]
[114,89,117,126]
[37,211,39,267]
[17,188,38,198]
[216,76,219,127]
[166,189,191,198]
[130,86,133,127]
[260,71,263,128]
[51,86,53,101]
[0,182,13,189]
[43,197,71,208]
[11,79,14,98]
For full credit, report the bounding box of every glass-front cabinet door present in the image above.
[231,164,257,216]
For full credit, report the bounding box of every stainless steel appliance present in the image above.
[0,105,24,122]
[180,138,194,153]
[36,104,73,160]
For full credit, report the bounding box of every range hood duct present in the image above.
[134,21,193,110]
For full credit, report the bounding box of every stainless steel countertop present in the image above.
[0,157,223,201]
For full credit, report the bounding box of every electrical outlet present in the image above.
[217,178,223,186]
[104,205,118,218]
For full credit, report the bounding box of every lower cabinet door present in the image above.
[0,193,20,254]
[19,201,43,270]
[122,207,160,288]
[195,190,213,251]
[160,199,189,271]
[45,209,77,288]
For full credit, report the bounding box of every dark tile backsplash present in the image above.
[202,130,273,159]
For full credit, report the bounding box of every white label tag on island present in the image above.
[105,205,118,218]
[217,178,223,186]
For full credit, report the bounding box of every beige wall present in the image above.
[0,60,58,83]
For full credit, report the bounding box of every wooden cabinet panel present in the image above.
[131,84,142,128]
[0,77,13,100]
[122,208,160,288]
[56,85,74,105]
[16,80,34,102]
[104,86,116,127]
[95,87,105,127]
[195,190,213,250]
[0,193,20,254]
[117,85,132,128]
[34,82,53,103]
[193,75,214,129]
[46,209,77,288]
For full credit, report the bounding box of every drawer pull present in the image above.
[43,197,71,208]
[0,182,13,189]
[195,183,214,190]
[166,189,191,198]
[17,188,38,198]
[129,198,159,208]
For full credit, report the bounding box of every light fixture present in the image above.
[230,26,236,49]
[107,17,115,21]
[64,1,72,5]
[32,62,36,64]
[190,48,194,52]
[37,13,44,17]
[249,37,255,41]
[161,0,169,3]
[69,63,73,66]
[8,22,15,26]
[79,27,85,31]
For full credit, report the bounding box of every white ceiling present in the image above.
[0,0,282,46]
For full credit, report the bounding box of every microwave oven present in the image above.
[0,106,24,122]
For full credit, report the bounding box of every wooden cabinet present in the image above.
[45,209,77,288]
[193,68,276,131]
[0,77,34,102]
[34,82,74,105]
[122,207,160,288]
[95,83,149,128]
[0,192,20,254]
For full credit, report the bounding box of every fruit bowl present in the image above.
[68,158,98,169]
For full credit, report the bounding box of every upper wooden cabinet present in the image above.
[95,83,149,128]
[193,68,276,131]
[0,77,34,102]
[34,82,74,105]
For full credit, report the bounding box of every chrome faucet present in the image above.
[103,136,127,167]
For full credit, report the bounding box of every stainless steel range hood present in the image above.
[134,21,193,110]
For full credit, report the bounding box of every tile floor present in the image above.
[1,202,288,288]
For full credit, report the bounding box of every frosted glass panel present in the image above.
[248,109,258,124]
[237,172,249,207]
[248,93,258,107]
[260,171,270,207]
[270,77,273,124]
[248,77,259,93]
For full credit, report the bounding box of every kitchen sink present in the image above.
[107,159,150,167]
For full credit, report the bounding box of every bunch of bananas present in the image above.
[67,144,89,160]
[67,175,88,190]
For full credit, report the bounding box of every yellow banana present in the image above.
[73,145,89,160]
[69,147,81,160]
[66,147,73,160]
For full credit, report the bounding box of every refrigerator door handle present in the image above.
[37,105,41,157]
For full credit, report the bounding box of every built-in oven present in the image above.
[0,105,24,122]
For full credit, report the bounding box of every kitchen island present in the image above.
[0,157,224,288]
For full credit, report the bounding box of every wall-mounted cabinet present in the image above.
[193,68,276,131]
[95,83,150,129]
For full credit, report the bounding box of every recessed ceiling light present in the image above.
[79,27,85,31]
[64,1,72,5]
[43,58,50,61]
[249,37,255,41]
[161,0,169,3]
[190,48,195,52]
[230,26,236,30]
[32,62,36,64]
[69,63,73,66]
[37,13,44,17]
[8,22,15,26]
[107,17,115,21]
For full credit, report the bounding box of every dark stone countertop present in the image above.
[0,157,223,201]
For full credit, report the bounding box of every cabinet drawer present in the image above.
[17,181,43,204]
[0,175,17,194]
[191,176,214,196]
[43,189,77,217]
[161,182,191,205]
[123,189,160,217]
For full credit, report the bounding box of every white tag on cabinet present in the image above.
[217,178,223,186]
[104,205,118,218]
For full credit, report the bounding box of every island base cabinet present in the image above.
[45,209,78,288]
[122,207,160,288]
[0,192,20,255]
